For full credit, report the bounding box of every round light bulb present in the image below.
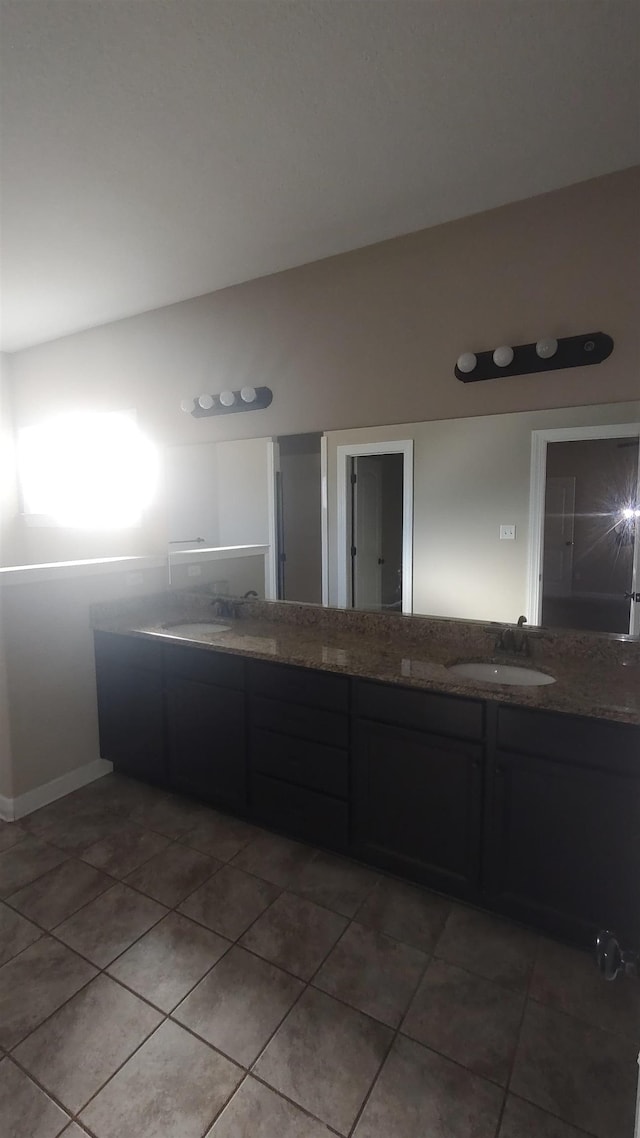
[219,390,236,407]
[536,337,558,360]
[240,385,257,403]
[456,352,477,374]
[197,393,214,410]
[180,397,195,414]
[493,345,514,368]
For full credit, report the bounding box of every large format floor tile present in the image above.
[0,899,41,965]
[80,1020,242,1138]
[353,1033,503,1138]
[0,835,67,898]
[181,811,259,862]
[125,842,219,907]
[54,882,167,967]
[174,945,303,1066]
[127,794,206,839]
[254,986,392,1135]
[0,936,96,1049]
[530,936,640,1040]
[498,1094,593,1137]
[435,905,537,990]
[289,851,378,917]
[314,920,427,1027]
[356,876,450,953]
[510,1001,637,1138]
[34,812,128,856]
[13,973,162,1114]
[81,824,169,878]
[402,957,524,1084]
[108,911,229,1011]
[179,864,280,939]
[0,821,28,853]
[231,831,316,887]
[240,891,347,980]
[0,1057,70,1138]
[208,1077,334,1138]
[7,858,111,929]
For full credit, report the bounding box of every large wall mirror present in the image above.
[165,398,640,637]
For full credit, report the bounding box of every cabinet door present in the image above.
[166,676,246,808]
[485,751,640,946]
[95,658,165,785]
[353,719,483,897]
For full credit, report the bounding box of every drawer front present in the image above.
[356,679,484,740]
[251,695,349,749]
[252,773,349,849]
[94,630,162,672]
[252,728,348,798]
[248,660,348,712]
[164,644,244,690]
[496,706,640,773]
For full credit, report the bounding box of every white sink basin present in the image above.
[161,622,231,638]
[448,662,555,687]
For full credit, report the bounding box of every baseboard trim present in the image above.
[0,759,113,822]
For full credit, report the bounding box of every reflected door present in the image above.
[543,476,576,597]
[350,453,404,611]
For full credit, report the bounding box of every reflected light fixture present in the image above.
[180,386,273,417]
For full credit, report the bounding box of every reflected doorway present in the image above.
[531,428,640,634]
[274,432,323,604]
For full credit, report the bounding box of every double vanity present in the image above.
[91,594,640,951]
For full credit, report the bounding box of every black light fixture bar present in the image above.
[454,332,613,384]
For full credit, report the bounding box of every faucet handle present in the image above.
[517,615,527,627]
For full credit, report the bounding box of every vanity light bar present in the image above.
[454,332,614,383]
[180,386,273,417]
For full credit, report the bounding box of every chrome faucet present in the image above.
[495,615,530,656]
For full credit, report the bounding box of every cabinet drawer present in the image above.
[355,680,483,740]
[252,773,349,848]
[164,644,244,690]
[496,706,640,773]
[252,728,348,798]
[94,630,162,672]
[248,660,348,712]
[251,695,348,748]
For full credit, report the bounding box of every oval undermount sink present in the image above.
[161,621,231,638]
[448,662,555,687]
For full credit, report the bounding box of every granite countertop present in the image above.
[91,595,640,727]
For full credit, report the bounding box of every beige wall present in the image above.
[326,401,640,623]
[5,167,639,564]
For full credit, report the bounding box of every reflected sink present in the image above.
[161,621,231,638]
[448,662,555,687]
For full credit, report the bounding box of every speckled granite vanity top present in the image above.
[91,594,640,726]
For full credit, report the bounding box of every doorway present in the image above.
[337,440,413,613]
[528,426,640,634]
[273,432,323,604]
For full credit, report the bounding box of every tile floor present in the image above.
[0,774,638,1138]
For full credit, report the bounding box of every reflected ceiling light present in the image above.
[456,353,477,374]
[536,337,558,359]
[197,393,214,410]
[219,390,236,407]
[240,386,257,403]
[493,345,514,368]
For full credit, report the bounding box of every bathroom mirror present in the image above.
[166,398,640,636]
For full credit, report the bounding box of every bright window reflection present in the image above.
[18,411,158,529]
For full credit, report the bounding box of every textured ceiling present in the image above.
[1,0,638,352]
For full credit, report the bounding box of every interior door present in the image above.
[352,455,383,609]
[542,475,576,597]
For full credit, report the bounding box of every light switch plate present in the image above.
[500,524,516,540]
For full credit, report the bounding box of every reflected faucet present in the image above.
[495,615,530,656]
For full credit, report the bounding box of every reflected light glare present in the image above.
[620,506,640,520]
[18,412,159,529]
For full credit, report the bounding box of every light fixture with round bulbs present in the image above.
[240,386,257,403]
[456,353,477,374]
[536,337,558,359]
[219,390,236,407]
[197,394,214,410]
[493,345,514,368]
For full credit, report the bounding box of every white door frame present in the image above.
[265,440,278,600]
[527,423,640,634]
[320,435,329,606]
[336,440,414,613]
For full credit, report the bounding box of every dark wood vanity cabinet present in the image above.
[484,707,640,946]
[352,681,485,899]
[94,632,166,786]
[94,632,640,948]
[164,645,246,809]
